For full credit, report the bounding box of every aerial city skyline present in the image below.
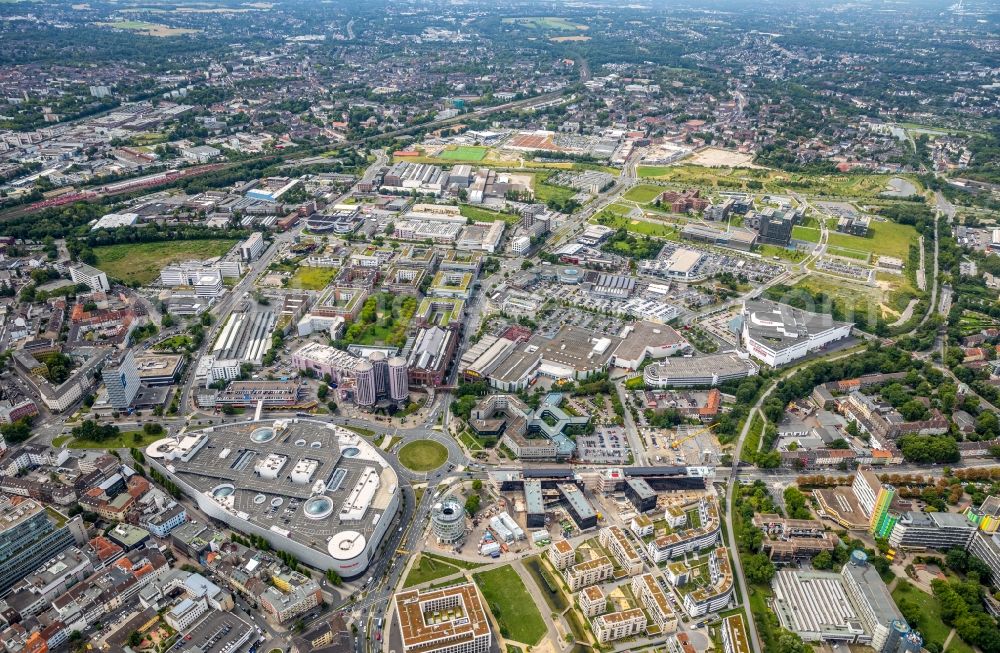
[0,1,997,653]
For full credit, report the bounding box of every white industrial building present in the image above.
[69,263,110,292]
[741,300,853,367]
[240,232,265,261]
[91,212,139,231]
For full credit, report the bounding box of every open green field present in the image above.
[128,132,168,146]
[603,203,634,217]
[459,204,520,223]
[522,161,618,175]
[397,440,448,472]
[404,554,465,588]
[68,430,164,450]
[98,20,198,36]
[593,213,680,239]
[825,219,918,260]
[501,16,586,30]
[757,243,806,262]
[438,146,489,161]
[287,266,337,290]
[792,274,910,321]
[622,184,664,204]
[825,245,870,261]
[792,226,821,243]
[892,580,974,653]
[897,122,986,138]
[473,565,548,645]
[533,173,576,204]
[637,164,909,198]
[94,239,237,285]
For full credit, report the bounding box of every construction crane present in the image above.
[670,423,718,450]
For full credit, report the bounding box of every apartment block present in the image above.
[682,547,733,617]
[599,526,644,576]
[593,608,646,643]
[566,556,613,592]
[578,585,606,618]
[632,573,677,633]
[548,540,575,570]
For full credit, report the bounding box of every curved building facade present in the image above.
[354,360,376,408]
[145,419,400,579]
[388,356,409,403]
[369,351,389,399]
[430,495,467,544]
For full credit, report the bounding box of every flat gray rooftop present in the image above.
[167,420,396,556]
[744,300,849,352]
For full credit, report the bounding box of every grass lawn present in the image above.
[404,554,464,588]
[424,553,485,570]
[52,435,71,447]
[397,440,448,472]
[637,164,901,198]
[792,226,821,243]
[343,425,377,438]
[522,161,618,175]
[825,219,918,260]
[622,184,664,204]
[757,243,806,262]
[94,239,238,285]
[825,245,870,261]
[439,146,489,161]
[892,580,973,653]
[473,565,548,645]
[287,266,337,289]
[593,213,680,239]
[604,202,634,216]
[459,204,520,223]
[533,173,576,204]
[68,430,164,450]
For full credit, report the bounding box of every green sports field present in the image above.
[438,146,488,161]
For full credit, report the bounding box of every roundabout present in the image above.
[396,439,449,472]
